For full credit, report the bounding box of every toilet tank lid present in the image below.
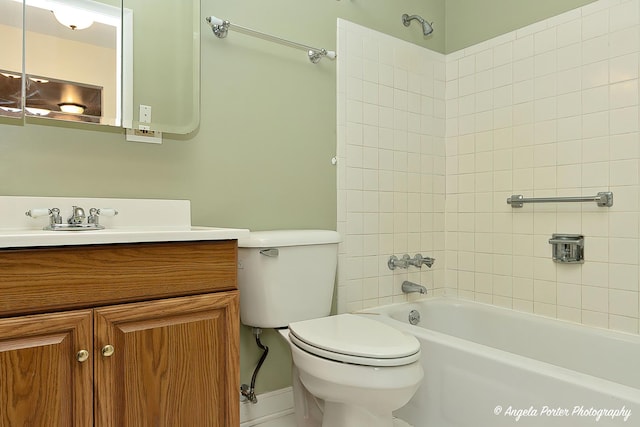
[239,230,341,248]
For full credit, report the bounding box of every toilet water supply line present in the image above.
[241,328,269,404]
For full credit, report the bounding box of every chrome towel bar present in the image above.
[507,192,613,208]
[205,16,336,64]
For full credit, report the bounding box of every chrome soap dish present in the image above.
[549,234,584,264]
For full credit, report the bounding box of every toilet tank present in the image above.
[237,230,341,328]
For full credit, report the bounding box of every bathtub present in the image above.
[361,297,640,427]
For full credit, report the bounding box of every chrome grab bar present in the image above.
[507,192,613,208]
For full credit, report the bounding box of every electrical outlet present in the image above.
[126,128,162,144]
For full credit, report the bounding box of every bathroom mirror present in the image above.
[0,0,199,133]
[24,0,122,125]
[122,0,200,134]
[0,0,24,119]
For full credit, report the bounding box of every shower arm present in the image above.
[402,14,425,26]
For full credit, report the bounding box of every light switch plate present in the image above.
[139,104,152,123]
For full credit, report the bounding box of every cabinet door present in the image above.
[94,292,239,427]
[0,310,93,427]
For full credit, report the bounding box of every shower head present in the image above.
[421,20,434,36]
[402,13,434,36]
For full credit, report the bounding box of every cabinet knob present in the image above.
[76,349,90,363]
[101,344,115,357]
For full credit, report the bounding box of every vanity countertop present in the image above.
[0,196,249,249]
[0,226,249,249]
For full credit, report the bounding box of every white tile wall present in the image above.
[337,0,640,335]
[446,0,640,334]
[337,20,447,313]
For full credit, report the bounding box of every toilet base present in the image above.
[292,366,323,427]
[393,418,414,427]
[321,401,393,427]
[291,364,414,427]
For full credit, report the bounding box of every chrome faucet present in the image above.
[402,280,427,295]
[389,253,436,270]
[25,206,118,231]
[68,206,86,225]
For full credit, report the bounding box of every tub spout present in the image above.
[402,280,427,294]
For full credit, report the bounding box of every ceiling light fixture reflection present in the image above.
[29,77,49,83]
[25,107,51,116]
[58,102,86,114]
[1,72,21,79]
[0,107,22,113]
[52,7,94,30]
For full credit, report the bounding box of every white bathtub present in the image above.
[362,297,640,427]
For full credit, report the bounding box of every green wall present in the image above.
[445,0,598,53]
[0,0,599,396]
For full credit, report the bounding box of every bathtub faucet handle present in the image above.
[388,254,411,270]
[409,254,435,268]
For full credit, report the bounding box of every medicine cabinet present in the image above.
[0,0,200,134]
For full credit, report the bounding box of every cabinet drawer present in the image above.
[0,240,237,316]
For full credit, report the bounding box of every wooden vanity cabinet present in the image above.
[0,240,240,427]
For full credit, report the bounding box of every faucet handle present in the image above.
[409,253,435,268]
[25,208,53,218]
[25,207,62,225]
[88,208,118,226]
[388,254,411,270]
[94,208,118,217]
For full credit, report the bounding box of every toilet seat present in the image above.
[288,314,420,367]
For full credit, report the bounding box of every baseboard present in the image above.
[239,387,294,427]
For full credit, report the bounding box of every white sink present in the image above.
[0,196,249,248]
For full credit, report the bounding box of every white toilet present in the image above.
[238,230,423,427]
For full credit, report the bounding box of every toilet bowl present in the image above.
[238,230,423,426]
[279,314,423,427]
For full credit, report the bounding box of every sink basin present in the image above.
[0,196,249,248]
